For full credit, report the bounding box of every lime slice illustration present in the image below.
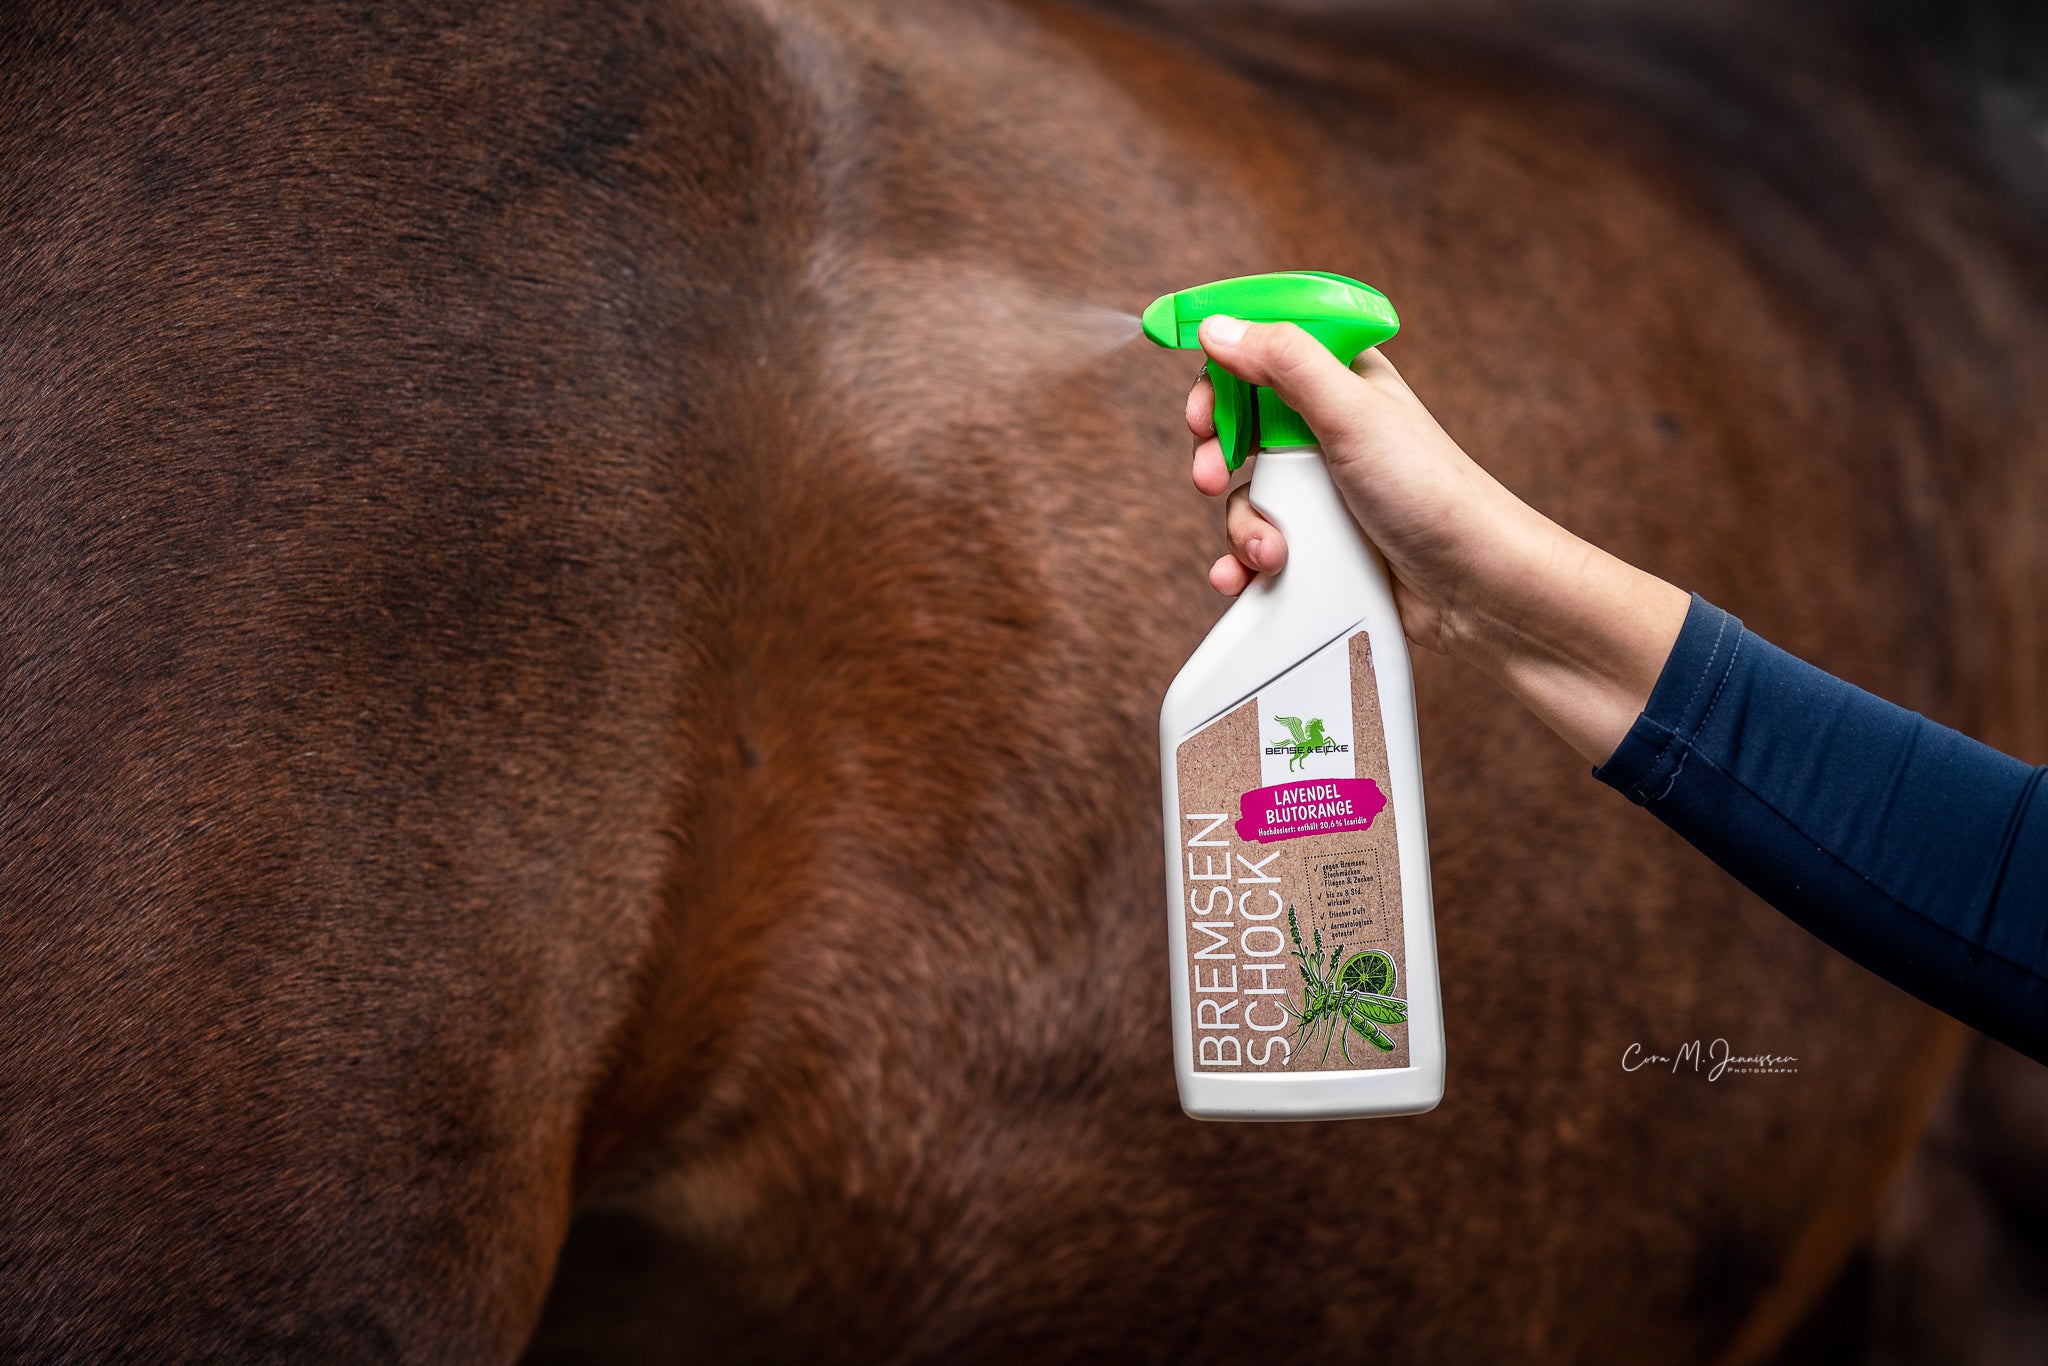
[1337,949,1397,998]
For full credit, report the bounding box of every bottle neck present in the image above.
[1248,439,1360,546]
[1255,387,1319,451]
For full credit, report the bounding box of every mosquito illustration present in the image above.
[1284,904,1408,1064]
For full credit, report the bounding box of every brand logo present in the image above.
[1267,715,1349,773]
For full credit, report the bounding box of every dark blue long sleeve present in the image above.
[1594,594,2048,1064]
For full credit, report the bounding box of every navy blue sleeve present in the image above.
[1594,594,2048,1065]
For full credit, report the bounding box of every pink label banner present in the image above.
[1234,778,1389,845]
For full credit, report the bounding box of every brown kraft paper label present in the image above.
[1176,630,1409,1072]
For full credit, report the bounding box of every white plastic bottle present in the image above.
[1147,273,1444,1120]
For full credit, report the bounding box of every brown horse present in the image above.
[2,1,2042,1361]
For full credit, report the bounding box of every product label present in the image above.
[1176,629,1409,1073]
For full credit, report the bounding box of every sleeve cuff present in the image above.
[1593,593,1744,805]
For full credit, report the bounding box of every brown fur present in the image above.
[1,1,2042,1361]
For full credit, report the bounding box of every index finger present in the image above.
[1185,368,1216,441]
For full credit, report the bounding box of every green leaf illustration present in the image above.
[1346,997,1408,1025]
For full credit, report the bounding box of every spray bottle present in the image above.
[1146,271,1444,1120]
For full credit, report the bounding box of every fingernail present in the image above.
[1245,536,1265,567]
[1203,314,1248,346]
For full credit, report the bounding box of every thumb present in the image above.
[1197,316,1363,443]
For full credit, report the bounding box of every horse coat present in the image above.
[2,1,2044,1360]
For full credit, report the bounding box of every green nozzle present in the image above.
[1142,271,1399,470]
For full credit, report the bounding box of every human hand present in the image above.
[1185,315,1689,763]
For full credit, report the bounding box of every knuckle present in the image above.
[1269,322,1314,365]
[1264,327,1325,388]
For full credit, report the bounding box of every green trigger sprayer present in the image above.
[1144,271,1444,1122]
[1140,270,1400,471]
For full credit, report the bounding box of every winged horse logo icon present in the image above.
[1272,715,1331,773]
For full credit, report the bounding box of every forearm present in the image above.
[1442,505,1690,765]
